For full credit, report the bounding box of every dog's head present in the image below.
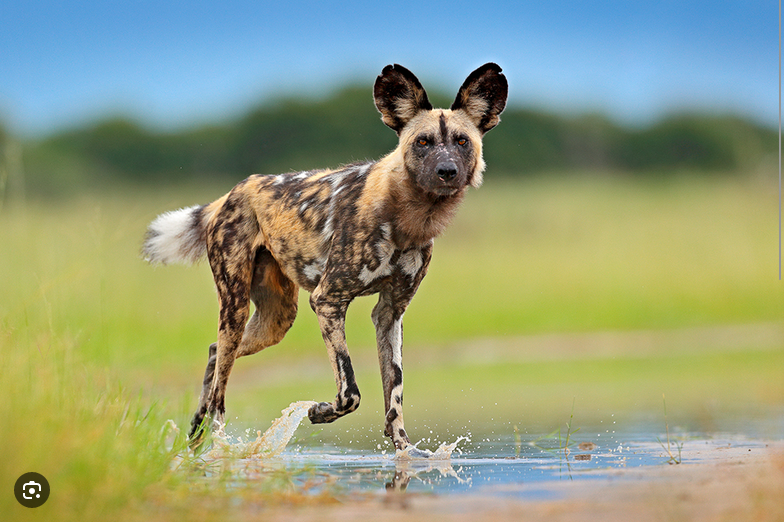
[374,63,507,197]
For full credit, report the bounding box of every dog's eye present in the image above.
[457,138,468,146]
[417,138,429,146]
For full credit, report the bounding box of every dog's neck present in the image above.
[394,177,465,248]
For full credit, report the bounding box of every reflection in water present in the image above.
[386,458,468,492]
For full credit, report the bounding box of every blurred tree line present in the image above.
[2,86,777,197]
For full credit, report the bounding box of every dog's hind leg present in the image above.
[195,342,218,419]
[190,249,297,443]
[189,200,256,443]
[189,278,252,441]
[237,248,298,357]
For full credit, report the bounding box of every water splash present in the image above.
[206,400,317,459]
[166,401,467,463]
[395,436,468,461]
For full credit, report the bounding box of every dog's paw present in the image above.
[188,410,208,440]
[308,401,338,424]
[187,415,211,451]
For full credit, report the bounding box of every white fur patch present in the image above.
[359,229,395,285]
[321,213,334,244]
[390,316,403,366]
[303,259,326,282]
[359,260,393,285]
[398,250,423,278]
[388,316,404,417]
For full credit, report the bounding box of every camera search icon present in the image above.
[14,472,50,508]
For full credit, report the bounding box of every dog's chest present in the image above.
[292,225,427,298]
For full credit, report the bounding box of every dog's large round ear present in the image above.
[374,64,433,135]
[451,63,508,134]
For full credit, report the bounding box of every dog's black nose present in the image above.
[436,161,458,182]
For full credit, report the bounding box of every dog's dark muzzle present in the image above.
[436,160,458,182]
[419,148,467,196]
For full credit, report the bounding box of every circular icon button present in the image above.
[14,472,50,508]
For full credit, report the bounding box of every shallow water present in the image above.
[271,435,776,497]
[180,401,782,498]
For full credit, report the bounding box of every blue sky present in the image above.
[0,1,776,136]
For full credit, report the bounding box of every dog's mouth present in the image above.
[430,186,461,197]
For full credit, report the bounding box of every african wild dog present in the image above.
[142,63,507,451]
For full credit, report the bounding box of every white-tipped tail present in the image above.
[142,205,206,265]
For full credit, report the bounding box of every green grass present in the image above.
[1,173,783,520]
[421,174,782,335]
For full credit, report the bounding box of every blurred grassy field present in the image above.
[2,172,783,521]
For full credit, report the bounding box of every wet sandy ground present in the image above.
[248,442,784,522]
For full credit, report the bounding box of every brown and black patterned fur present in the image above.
[142,63,507,451]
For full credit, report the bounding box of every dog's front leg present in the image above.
[308,292,361,423]
[372,294,410,450]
